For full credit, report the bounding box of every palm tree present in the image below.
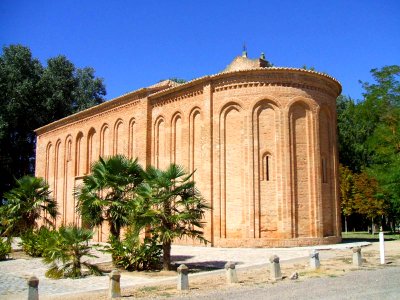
[75,155,144,240]
[0,175,57,237]
[133,164,209,271]
[43,226,101,279]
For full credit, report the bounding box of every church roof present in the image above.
[223,52,272,72]
[147,79,182,90]
[35,54,341,135]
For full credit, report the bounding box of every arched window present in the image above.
[128,118,136,159]
[87,128,96,172]
[114,119,124,155]
[321,157,327,183]
[75,132,84,176]
[261,154,271,181]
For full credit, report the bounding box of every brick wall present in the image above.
[35,67,342,247]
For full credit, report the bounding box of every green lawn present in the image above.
[342,231,400,243]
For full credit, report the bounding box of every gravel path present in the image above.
[0,241,371,299]
[175,266,400,300]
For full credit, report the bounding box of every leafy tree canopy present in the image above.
[0,44,106,199]
[337,65,400,230]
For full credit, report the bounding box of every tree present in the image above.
[40,55,76,121]
[0,175,57,236]
[73,67,106,111]
[336,95,375,172]
[133,164,209,270]
[353,172,389,234]
[0,44,106,200]
[361,66,400,110]
[339,164,355,232]
[75,155,144,240]
[337,66,400,231]
[0,45,44,197]
[43,226,101,279]
[41,57,106,120]
[362,66,400,230]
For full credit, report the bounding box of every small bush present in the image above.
[104,232,162,271]
[20,227,55,257]
[43,226,101,279]
[0,238,11,260]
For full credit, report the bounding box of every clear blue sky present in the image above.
[1,0,399,101]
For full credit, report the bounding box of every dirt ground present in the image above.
[41,240,400,300]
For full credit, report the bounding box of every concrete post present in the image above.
[269,255,282,281]
[177,264,189,291]
[310,250,320,269]
[379,231,385,264]
[27,276,39,300]
[224,261,238,284]
[352,247,362,267]
[109,270,121,299]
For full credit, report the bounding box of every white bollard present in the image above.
[224,261,238,284]
[177,264,189,291]
[269,255,282,281]
[379,231,385,264]
[109,270,121,299]
[310,250,321,270]
[27,276,39,300]
[352,247,362,267]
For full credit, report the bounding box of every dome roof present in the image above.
[223,52,272,72]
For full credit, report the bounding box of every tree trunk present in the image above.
[109,222,120,240]
[162,200,172,271]
[163,240,172,271]
[73,252,81,277]
[371,217,375,235]
[345,216,348,233]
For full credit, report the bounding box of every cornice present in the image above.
[151,86,204,108]
[35,90,146,136]
[36,67,341,136]
[148,68,341,106]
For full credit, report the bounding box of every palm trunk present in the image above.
[163,240,172,271]
[162,199,172,271]
[110,223,120,240]
[73,251,81,277]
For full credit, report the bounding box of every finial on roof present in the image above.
[242,43,248,58]
[260,52,265,60]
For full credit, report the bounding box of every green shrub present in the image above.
[20,227,55,257]
[0,238,11,260]
[43,226,101,279]
[104,232,162,271]
[0,224,4,236]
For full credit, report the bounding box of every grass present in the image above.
[138,286,159,292]
[342,231,400,243]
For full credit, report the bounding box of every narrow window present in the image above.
[322,157,327,183]
[266,156,270,181]
[67,140,72,161]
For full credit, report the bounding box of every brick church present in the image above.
[35,52,342,247]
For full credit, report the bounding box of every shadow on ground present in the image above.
[171,260,244,272]
[171,255,194,262]
[342,237,397,243]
